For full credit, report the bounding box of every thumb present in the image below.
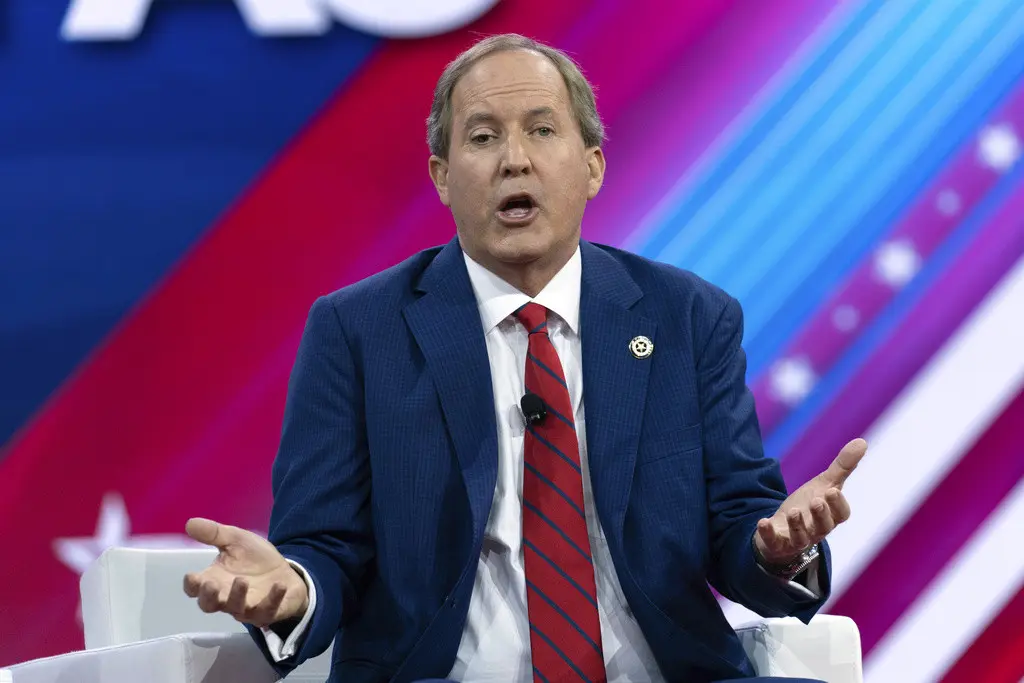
[185,517,241,550]
[823,438,868,488]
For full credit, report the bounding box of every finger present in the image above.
[756,518,780,549]
[247,583,288,627]
[787,508,810,551]
[197,581,225,614]
[823,438,867,488]
[826,487,852,524]
[224,577,250,617]
[183,572,202,598]
[755,518,782,557]
[808,497,835,541]
[185,518,243,550]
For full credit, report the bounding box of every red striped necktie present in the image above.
[514,302,606,683]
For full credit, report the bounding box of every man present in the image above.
[183,33,865,683]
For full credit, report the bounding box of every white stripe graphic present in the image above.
[824,253,1024,605]
[865,478,1024,682]
[723,252,1024,628]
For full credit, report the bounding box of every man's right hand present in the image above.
[182,518,309,628]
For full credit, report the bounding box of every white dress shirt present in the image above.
[445,246,665,682]
[263,246,819,678]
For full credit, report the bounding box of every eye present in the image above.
[470,132,495,144]
[534,127,553,137]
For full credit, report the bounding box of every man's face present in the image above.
[429,50,605,276]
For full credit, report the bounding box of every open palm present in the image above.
[182,518,308,628]
[755,438,866,564]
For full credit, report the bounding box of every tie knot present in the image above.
[514,302,548,334]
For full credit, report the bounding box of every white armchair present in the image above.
[0,547,863,682]
[0,633,277,683]
[78,547,331,683]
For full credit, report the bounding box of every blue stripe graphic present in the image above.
[526,579,602,655]
[527,426,581,473]
[525,462,587,519]
[524,386,576,430]
[524,539,598,608]
[524,502,592,562]
[529,624,592,682]
[529,352,568,389]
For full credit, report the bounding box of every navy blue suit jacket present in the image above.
[251,238,831,682]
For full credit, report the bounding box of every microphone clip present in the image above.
[520,392,547,426]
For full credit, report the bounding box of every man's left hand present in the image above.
[754,438,867,565]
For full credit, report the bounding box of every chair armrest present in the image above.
[1,633,279,683]
[81,548,241,648]
[735,615,863,683]
[80,548,332,681]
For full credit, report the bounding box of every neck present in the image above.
[493,263,559,298]
[468,240,578,298]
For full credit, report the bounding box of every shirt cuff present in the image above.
[260,560,317,662]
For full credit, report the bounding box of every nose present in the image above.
[499,133,531,177]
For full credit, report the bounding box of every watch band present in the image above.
[753,536,820,581]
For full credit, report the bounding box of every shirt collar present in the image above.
[463,245,581,335]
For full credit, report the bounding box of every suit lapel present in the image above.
[579,242,654,541]
[401,239,651,543]
[402,238,498,541]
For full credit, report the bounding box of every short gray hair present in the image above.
[426,33,605,159]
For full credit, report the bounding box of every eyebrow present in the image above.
[524,106,555,120]
[462,106,557,130]
[463,111,499,130]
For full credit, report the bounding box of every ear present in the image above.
[585,147,606,200]
[428,155,451,207]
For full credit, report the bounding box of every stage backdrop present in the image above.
[2,1,1023,680]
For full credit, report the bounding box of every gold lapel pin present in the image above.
[629,335,654,359]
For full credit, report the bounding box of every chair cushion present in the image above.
[735,615,863,683]
[1,633,277,683]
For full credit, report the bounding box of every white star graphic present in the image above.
[769,357,817,406]
[873,239,921,288]
[53,492,201,576]
[831,304,861,332]
[977,123,1021,173]
[935,189,961,217]
[53,493,205,625]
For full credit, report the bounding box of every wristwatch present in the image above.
[753,536,820,582]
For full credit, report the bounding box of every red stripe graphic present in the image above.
[0,0,596,664]
[828,388,1024,656]
[0,0,763,665]
[941,584,1024,683]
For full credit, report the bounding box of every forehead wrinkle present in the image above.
[463,78,563,100]
[457,86,567,124]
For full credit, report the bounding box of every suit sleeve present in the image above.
[245,295,375,675]
[698,295,831,622]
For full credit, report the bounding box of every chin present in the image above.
[491,232,552,264]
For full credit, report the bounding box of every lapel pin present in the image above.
[629,335,654,359]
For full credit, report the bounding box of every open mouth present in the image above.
[496,194,539,224]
